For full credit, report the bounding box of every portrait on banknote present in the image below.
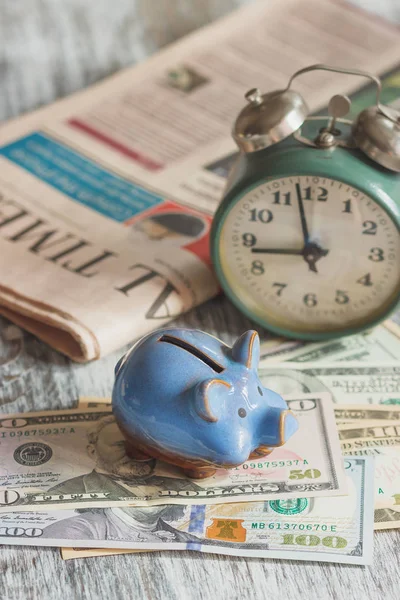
[45,414,202,496]
[41,505,200,543]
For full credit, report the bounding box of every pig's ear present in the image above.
[193,379,231,423]
[232,330,260,370]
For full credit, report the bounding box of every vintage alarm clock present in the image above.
[211,64,400,340]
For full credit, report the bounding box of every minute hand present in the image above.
[251,248,303,255]
[295,182,309,244]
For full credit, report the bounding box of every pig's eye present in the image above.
[258,386,263,396]
[238,408,247,418]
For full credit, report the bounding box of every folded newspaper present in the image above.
[0,0,400,361]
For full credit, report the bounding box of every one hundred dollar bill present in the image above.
[0,458,374,566]
[0,394,346,512]
[260,327,400,364]
[258,362,400,405]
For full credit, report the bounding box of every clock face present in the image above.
[218,175,400,335]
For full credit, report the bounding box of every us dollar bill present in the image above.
[336,419,393,428]
[0,458,374,566]
[61,547,144,560]
[341,437,400,453]
[384,314,400,341]
[340,442,400,508]
[374,507,400,530]
[338,422,400,441]
[334,404,400,423]
[0,394,346,512]
[260,327,400,364]
[258,362,400,405]
[78,397,111,408]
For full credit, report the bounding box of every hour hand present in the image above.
[251,248,303,255]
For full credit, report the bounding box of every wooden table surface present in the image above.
[1,1,400,598]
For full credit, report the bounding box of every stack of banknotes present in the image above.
[1,324,400,565]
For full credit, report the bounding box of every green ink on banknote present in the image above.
[381,399,400,405]
[269,498,309,515]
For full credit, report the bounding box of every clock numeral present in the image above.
[342,199,352,214]
[316,187,328,201]
[273,191,291,206]
[368,247,385,262]
[335,290,349,304]
[303,293,317,307]
[251,260,264,275]
[357,273,373,287]
[303,186,312,200]
[242,233,257,247]
[303,187,328,201]
[272,283,287,296]
[249,209,273,223]
[362,220,377,235]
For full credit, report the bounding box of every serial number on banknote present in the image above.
[233,459,312,471]
[251,522,337,531]
[0,428,76,439]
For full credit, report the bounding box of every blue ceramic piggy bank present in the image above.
[112,328,298,478]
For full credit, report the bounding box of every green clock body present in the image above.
[211,120,400,340]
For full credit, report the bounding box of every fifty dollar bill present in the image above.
[0,394,346,511]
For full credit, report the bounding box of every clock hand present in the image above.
[251,248,303,255]
[302,245,329,274]
[294,183,330,273]
[295,182,310,245]
[251,243,329,274]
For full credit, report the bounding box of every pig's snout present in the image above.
[259,407,299,447]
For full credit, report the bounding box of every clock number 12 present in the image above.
[303,187,328,202]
